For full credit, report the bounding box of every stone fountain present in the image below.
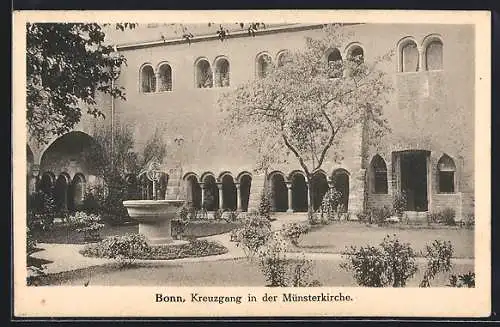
[123,160,185,245]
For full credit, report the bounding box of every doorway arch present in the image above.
[332,169,349,212]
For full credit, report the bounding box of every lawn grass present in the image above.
[296,222,474,258]
[30,257,474,287]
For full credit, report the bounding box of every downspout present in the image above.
[111,44,118,169]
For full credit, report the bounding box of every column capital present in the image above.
[285,182,293,189]
[216,182,223,190]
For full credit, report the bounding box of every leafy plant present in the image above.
[441,208,456,226]
[27,23,135,144]
[26,226,38,255]
[340,234,418,287]
[235,212,272,259]
[67,211,105,242]
[289,254,322,287]
[282,222,310,247]
[371,206,393,224]
[320,188,342,221]
[393,190,408,217]
[27,190,57,231]
[258,187,272,221]
[81,233,150,267]
[448,272,475,288]
[213,208,224,220]
[258,232,289,287]
[419,240,454,287]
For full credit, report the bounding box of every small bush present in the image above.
[448,272,475,288]
[289,254,322,287]
[81,233,150,267]
[258,232,289,287]
[26,226,37,255]
[27,190,57,231]
[441,208,456,226]
[282,222,310,247]
[258,187,272,221]
[463,214,475,229]
[235,212,272,259]
[213,208,224,220]
[371,206,393,224]
[67,211,105,242]
[320,188,342,221]
[419,240,454,287]
[393,190,408,217]
[340,234,418,287]
[81,188,102,214]
[355,210,370,223]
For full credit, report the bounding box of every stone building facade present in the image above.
[26,23,475,220]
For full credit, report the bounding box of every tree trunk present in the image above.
[307,174,314,221]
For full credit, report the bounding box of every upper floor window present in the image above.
[370,154,388,194]
[140,65,156,93]
[195,59,213,88]
[276,50,291,67]
[327,48,343,78]
[214,58,230,87]
[348,46,364,62]
[437,154,456,193]
[158,63,172,92]
[256,53,272,78]
[425,39,443,71]
[400,40,419,72]
[346,45,364,76]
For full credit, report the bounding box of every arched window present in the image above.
[214,58,230,87]
[195,59,213,88]
[438,155,456,193]
[140,65,156,93]
[256,53,272,78]
[400,40,419,72]
[347,45,364,64]
[327,48,343,78]
[158,63,172,91]
[425,39,443,71]
[71,174,86,208]
[370,155,388,194]
[276,50,291,67]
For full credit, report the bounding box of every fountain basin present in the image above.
[123,200,185,245]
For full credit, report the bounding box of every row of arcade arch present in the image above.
[180,169,350,213]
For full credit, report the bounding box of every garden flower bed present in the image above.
[80,237,228,261]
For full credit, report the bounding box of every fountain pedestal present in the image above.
[123,200,184,245]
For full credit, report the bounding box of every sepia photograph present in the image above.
[12,10,491,317]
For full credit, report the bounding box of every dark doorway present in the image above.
[222,175,237,211]
[291,173,308,212]
[332,169,349,212]
[311,173,329,211]
[55,174,69,212]
[203,175,219,211]
[186,176,202,210]
[269,173,288,212]
[400,151,428,211]
[239,175,252,212]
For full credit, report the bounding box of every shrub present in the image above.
[67,211,105,242]
[320,188,342,221]
[258,232,289,287]
[27,190,57,231]
[448,272,475,288]
[393,190,408,217]
[288,254,322,287]
[441,208,456,226]
[223,210,239,223]
[26,226,37,255]
[463,214,475,229]
[81,187,102,214]
[282,222,310,247]
[355,210,370,223]
[419,240,454,287]
[81,233,150,267]
[340,234,418,287]
[213,208,224,220]
[371,206,393,224]
[235,212,272,259]
[258,187,272,221]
